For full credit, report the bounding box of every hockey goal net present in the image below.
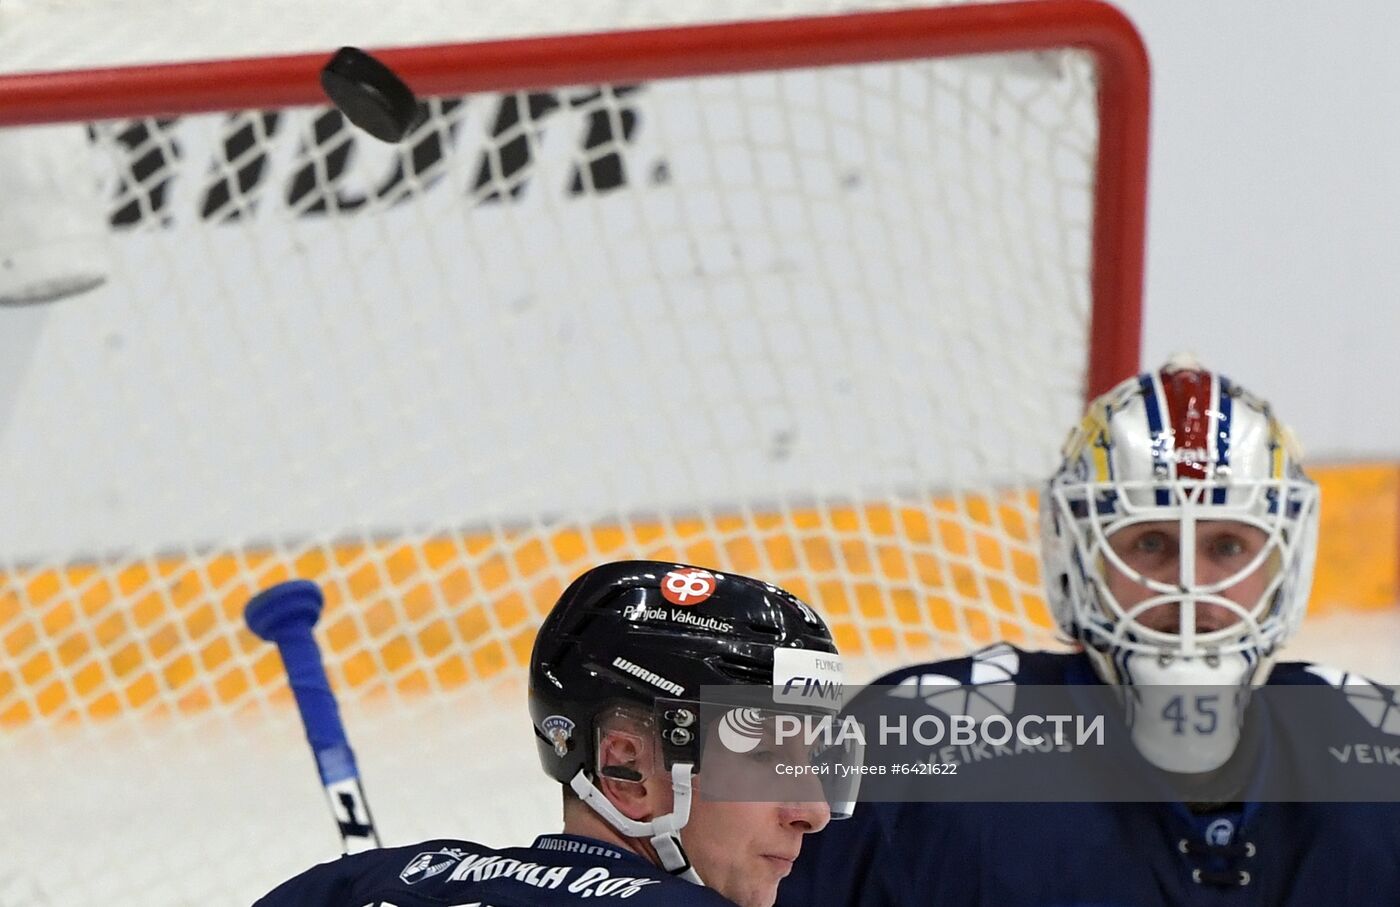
[0,1,1146,903]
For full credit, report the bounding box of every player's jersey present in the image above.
[778,645,1400,907]
[255,833,738,907]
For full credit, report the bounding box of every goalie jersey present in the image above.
[255,834,738,907]
[778,645,1400,907]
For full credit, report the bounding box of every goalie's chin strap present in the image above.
[570,764,702,885]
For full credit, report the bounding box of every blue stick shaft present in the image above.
[246,580,381,852]
[276,628,358,781]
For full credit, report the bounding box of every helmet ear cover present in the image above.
[591,704,664,788]
[588,699,714,786]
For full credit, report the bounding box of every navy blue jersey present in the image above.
[255,833,738,907]
[779,645,1400,906]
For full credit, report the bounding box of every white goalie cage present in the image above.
[0,1,1147,904]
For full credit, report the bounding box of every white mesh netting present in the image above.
[0,2,1144,903]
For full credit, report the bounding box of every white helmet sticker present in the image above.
[773,648,844,709]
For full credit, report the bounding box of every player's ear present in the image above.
[596,728,661,820]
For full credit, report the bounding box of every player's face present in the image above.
[681,723,832,907]
[1102,519,1275,633]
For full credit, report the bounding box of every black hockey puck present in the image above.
[320,46,425,143]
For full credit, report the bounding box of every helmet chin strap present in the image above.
[570,764,703,885]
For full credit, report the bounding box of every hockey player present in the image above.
[779,355,1400,905]
[255,560,857,907]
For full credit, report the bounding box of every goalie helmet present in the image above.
[528,560,854,882]
[1041,354,1320,692]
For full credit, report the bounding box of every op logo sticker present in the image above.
[661,568,716,606]
[400,849,464,884]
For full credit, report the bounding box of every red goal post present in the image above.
[0,2,1147,905]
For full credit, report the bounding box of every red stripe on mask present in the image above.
[1160,367,1213,480]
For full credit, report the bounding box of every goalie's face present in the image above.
[1101,518,1277,636]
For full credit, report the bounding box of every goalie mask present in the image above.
[1041,356,1319,771]
[528,560,859,884]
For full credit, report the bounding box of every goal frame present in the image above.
[0,3,1153,901]
[0,0,1147,394]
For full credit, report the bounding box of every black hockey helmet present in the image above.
[528,560,841,786]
